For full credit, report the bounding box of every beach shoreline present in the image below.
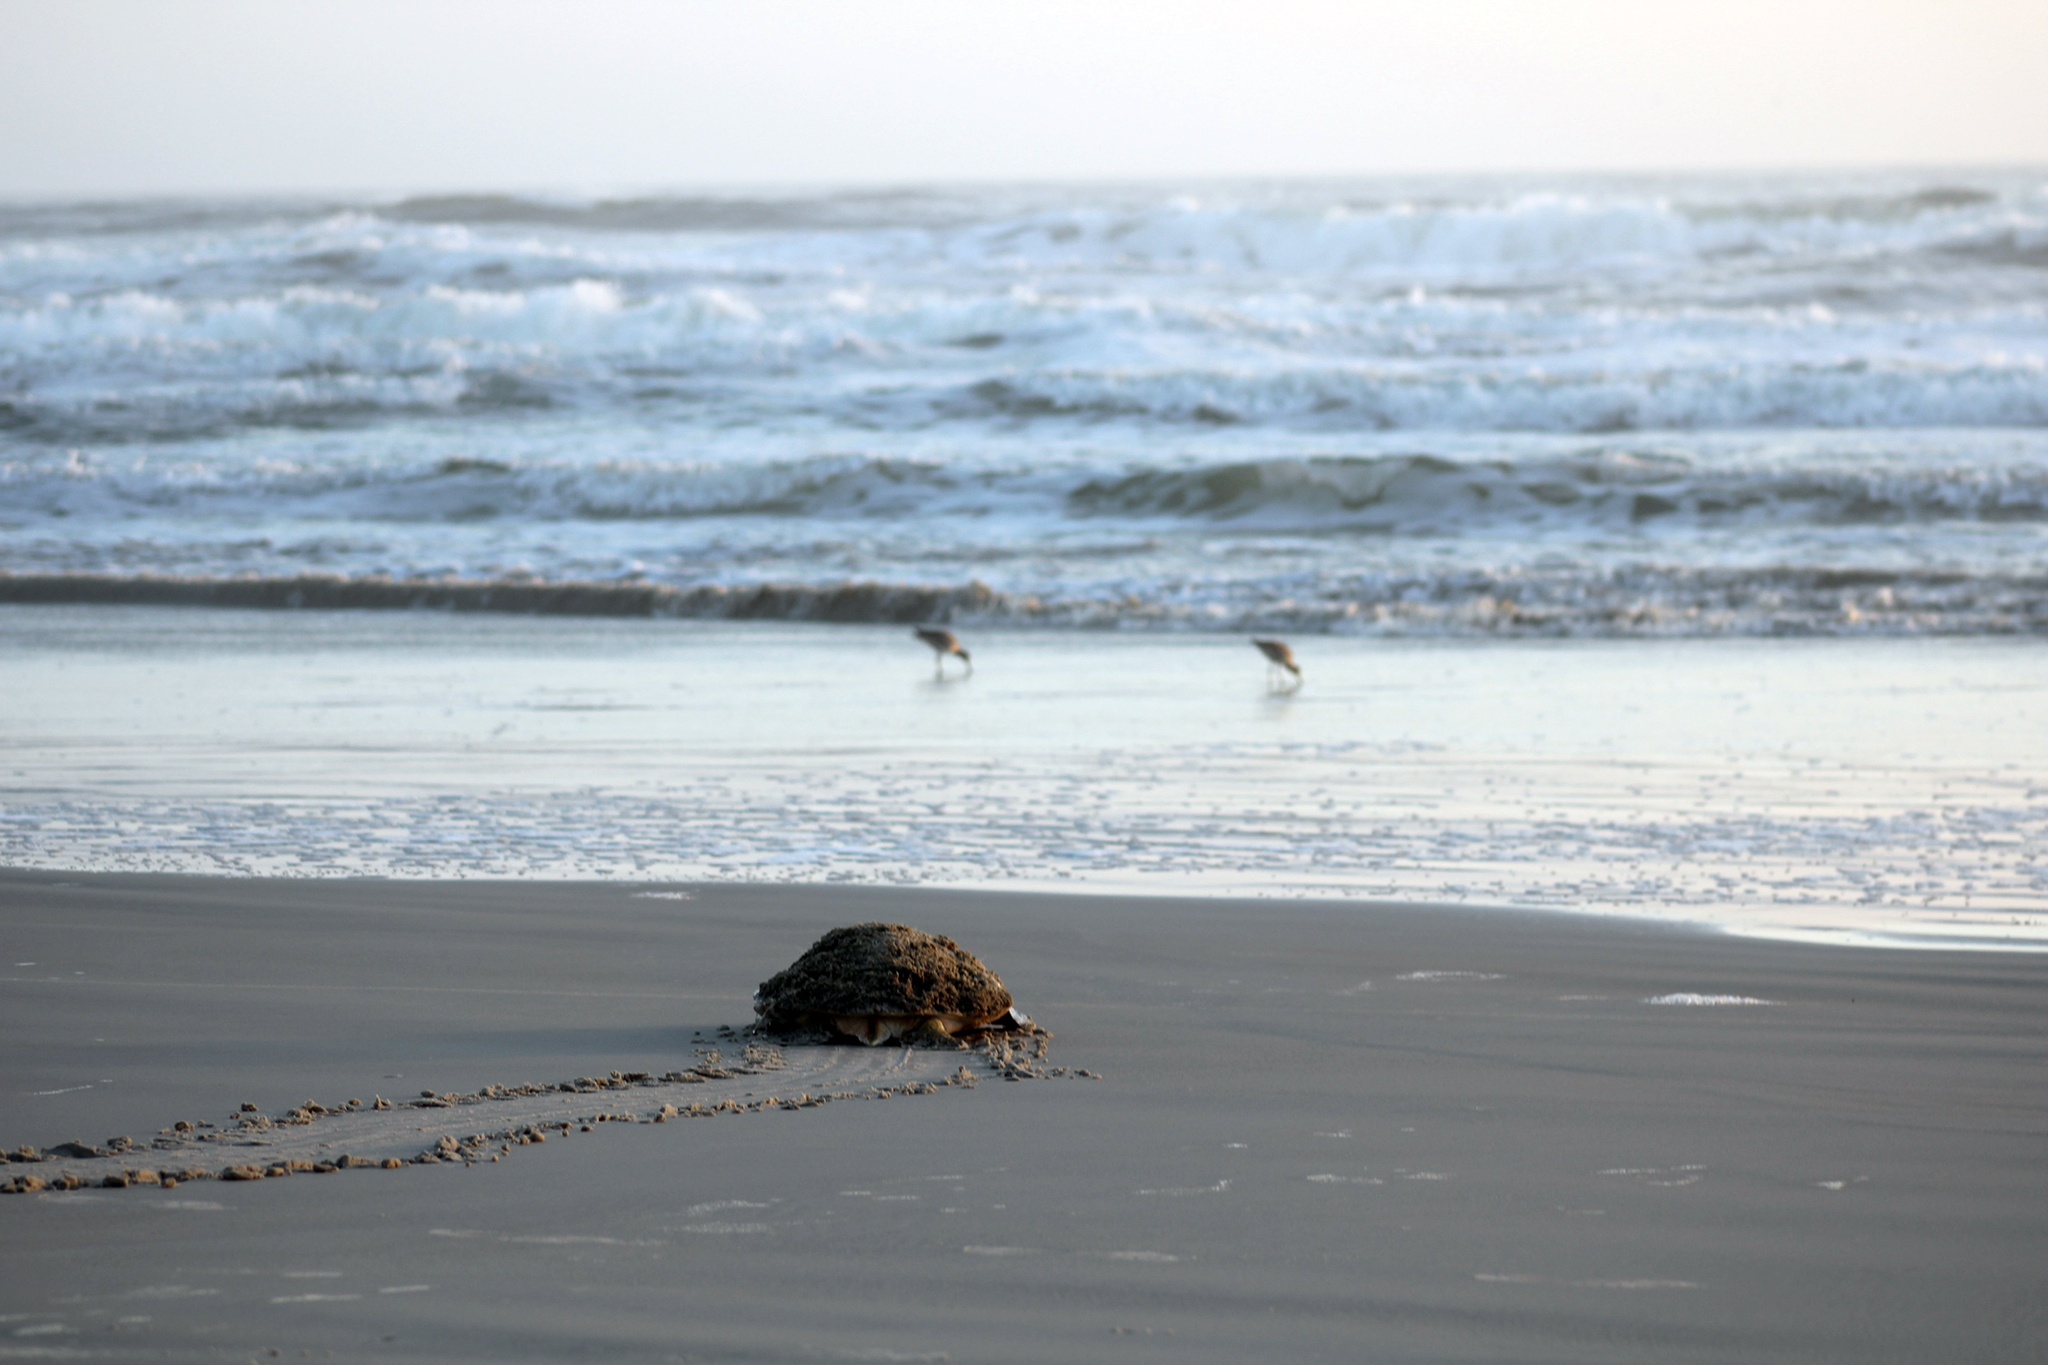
[5,605,2042,951]
[2,872,2042,1361]
[6,154,2046,1365]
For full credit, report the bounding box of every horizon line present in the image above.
[2,160,2044,205]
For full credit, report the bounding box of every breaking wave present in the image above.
[11,447,2047,531]
[7,353,2045,445]
[1063,451,2048,529]
[5,566,2042,638]
[8,178,2040,272]
[2,172,2044,444]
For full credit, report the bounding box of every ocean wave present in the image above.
[376,190,986,234]
[943,191,2047,279]
[333,179,2046,283]
[4,350,2044,444]
[10,448,2046,531]
[6,177,2045,641]
[4,567,2041,638]
[4,174,2043,444]
[1065,451,2048,528]
[0,571,1004,624]
[951,358,2048,433]
[10,179,2038,271]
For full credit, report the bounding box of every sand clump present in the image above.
[754,923,1019,1045]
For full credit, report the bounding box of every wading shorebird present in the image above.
[1252,637,1301,691]
[914,627,973,679]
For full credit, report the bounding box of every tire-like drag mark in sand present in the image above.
[1,1031,1095,1195]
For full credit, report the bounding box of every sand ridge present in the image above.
[1,1029,1092,1196]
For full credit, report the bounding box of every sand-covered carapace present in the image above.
[754,923,1017,1045]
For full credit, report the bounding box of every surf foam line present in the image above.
[5,568,2046,637]
[0,1033,1087,1196]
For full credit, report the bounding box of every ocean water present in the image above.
[2,175,2044,947]
[2,607,2041,949]
[3,173,2046,635]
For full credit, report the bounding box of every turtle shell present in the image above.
[754,923,1014,1044]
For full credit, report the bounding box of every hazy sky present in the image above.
[3,0,2042,195]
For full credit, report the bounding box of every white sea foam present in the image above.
[1643,994,1779,1006]
[1397,972,1504,982]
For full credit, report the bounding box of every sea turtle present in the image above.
[753,922,1023,1045]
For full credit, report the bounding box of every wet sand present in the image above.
[1,872,2043,1362]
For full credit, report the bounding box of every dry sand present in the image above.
[1,872,2042,1362]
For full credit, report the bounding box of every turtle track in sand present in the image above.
[2,1031,1094,1195]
